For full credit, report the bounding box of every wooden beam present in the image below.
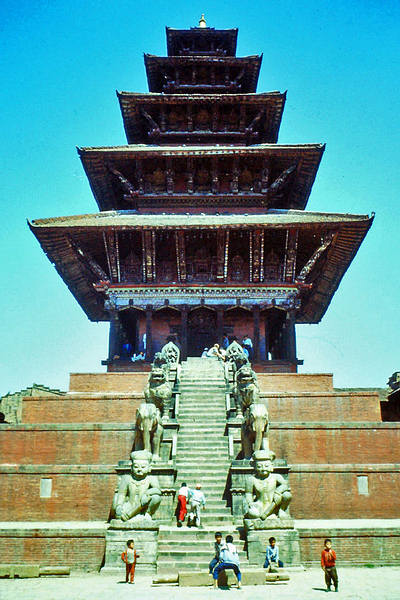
[175,230,186,283]
[216,230,225,281]
[284,229,298,283]
[224,230,230,283]
[67,235,109,282]
[143,230,153,282]
[141,231,147,282]
[297,232,335,282]
[252,229,262,283]
[249,230,253,282]
[145,305,153,362]
[103,230,118,282]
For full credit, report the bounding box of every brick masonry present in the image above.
[20,390,380,423]
[21,395,143,423]
[0,526,106,571]
[298,526,400,566]
[1,523,400,571]
[68,371,333,394]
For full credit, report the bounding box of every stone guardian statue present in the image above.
[243,450,292,530]
[114,450,162,522]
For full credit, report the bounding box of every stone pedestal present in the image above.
[102,520,159,575]
[247,527,301,567]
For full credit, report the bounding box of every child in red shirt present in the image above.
[321,538,338,592]
[121,539,140,584]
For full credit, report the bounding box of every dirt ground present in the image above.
[1,567,399,600]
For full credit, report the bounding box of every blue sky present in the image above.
[0,0,399,394]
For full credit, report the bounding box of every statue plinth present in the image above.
[244,516,295,532]
[246,528,302,567]
[102,522,160,575]
[109,517,160,530]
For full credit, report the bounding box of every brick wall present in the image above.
[21,395,143,423]
[69,373,149,393]
[290,467,400,519]
[0,527,106,571]
[257,373,333,392]
[21,390,380,424]
[265,392,381,422]
[298,527,400,566]
[0,469,116,521]
[269,424,400,464]
[0,425,134,465]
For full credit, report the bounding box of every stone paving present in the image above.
[1,568,400,600]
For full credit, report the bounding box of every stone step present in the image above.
[176,448,227,454]
[176,462,229,469]
[178,418,226,424]
[178,428,226,434]
[178,411,226,415]
[158,525,240,537]
[156,558,250,570]
[176,451,229,458]
[158,539,246,549]
[176,468,229,476]
[157,548,247,559]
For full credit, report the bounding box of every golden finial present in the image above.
[198,14,207,28]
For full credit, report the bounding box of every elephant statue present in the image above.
[134,402,163,461]
[241,402,269,459]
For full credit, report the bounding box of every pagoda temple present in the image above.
[30,18,373,370]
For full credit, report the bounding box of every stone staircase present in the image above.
[157,357,247,572]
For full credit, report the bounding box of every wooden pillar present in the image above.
[216,308,224,344]
[181,305,188,360]
[253,305,260,362]
[285,311,297,362]
[108,310,121,361]
[145,305,153,362]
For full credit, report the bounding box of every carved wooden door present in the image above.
[187,308,217,356]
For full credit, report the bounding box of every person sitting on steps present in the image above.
[264,536,284,570]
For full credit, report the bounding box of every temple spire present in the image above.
[198,14,207,28]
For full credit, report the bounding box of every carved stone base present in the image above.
[101,521,159,575]
[244,516,294,531]
[246,528,301,567]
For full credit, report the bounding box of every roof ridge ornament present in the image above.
[198,14,207,28]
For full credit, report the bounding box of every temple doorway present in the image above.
[264,308,286,359]
[187,307,217,356]
[119,308,140,356]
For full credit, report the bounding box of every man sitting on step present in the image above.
[187,483,206,528]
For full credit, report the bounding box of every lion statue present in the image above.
[144,366,172,421]
[235,363,260,414]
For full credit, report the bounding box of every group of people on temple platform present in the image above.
[201,334,253,361]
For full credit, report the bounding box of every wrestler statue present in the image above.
[243,449,292,530]
[115,450,162,522]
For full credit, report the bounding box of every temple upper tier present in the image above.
[78,144,324,212]
[165,26,238,56]
[29,210,373,324]
[117,92,286,145]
